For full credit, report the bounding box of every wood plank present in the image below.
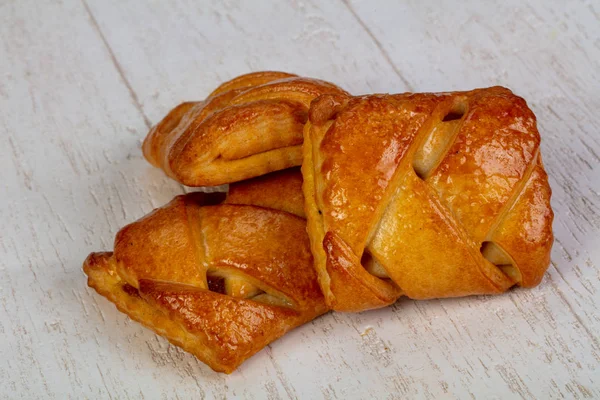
[82,0,414,122]
[0,1,186,398]
[1,0,598,398]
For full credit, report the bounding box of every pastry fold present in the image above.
[302,88,554,311]
[84,169,327,373]
[143,71,348,186]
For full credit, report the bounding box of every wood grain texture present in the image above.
[0,0,598,398]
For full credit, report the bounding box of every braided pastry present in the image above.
[83,169,326,373]
[143,71,348,186]
[303,87,554,312]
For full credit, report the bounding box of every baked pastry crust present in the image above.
[83,169,326,373]
[225,167,305,218]
[303,88,554,311]
[143,71,348,186]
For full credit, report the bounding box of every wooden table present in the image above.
[1,1,598,398]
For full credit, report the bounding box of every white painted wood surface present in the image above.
[1,0,598,398]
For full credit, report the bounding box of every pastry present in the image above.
[143,71,348,186]
[303,87,554,311]
[83,169,327,373]
[225,167,305,218]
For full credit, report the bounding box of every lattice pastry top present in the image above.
[303,88,554,311]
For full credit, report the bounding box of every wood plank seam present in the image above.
[81,0,152,130]
[81,0,190,198]
[340,0,415,92]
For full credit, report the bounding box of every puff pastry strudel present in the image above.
[302,88,554,311]
[84,169,326,373]
[143,71,348,186]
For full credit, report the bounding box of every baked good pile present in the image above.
[84,72,554,373]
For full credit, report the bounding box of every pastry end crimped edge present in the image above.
[142,72,349,187]
[83,251,242,374]
[84,174,329,373]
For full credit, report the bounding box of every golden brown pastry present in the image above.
[303,87,554,312]
[83,169,327,373]
[143,71,348,186]
[225,167,305,218]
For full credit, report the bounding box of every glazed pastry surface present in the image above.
[302,88,554,311]
[84,169,327,373]
[143,71,348,186]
